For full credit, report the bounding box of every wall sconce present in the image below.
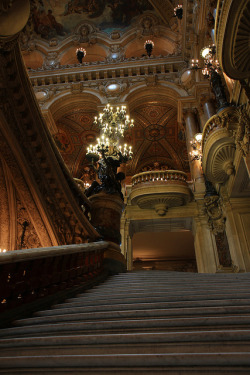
[174,4,183,19]
[190,133,202,161]
[76,48,86,63]
[191,59,199,70]
[144,40,154,57]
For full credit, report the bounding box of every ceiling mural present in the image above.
[30,0,154,39]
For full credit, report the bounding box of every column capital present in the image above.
[182,107,198,119]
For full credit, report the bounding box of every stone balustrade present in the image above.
[28,56,183,88]
[132,170,187,187]
[130,170,191,216]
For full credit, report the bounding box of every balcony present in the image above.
[202,107,239,184]
[130,170,192,216]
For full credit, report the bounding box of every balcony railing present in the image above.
[132,170,188,187]
[28,55,184,88]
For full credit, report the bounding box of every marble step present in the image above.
[0,330,249,356]
[67,291,250,304]
[14,305,250,327]
[75,285,250,294]
[0,352,250,374]
[38,298,250,316]
[1,315,250,338]
[63,292,250,305]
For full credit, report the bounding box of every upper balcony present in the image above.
[130,170,192,216]
[202,106,243,184]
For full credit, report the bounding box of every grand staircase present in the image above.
[0,270,250,374]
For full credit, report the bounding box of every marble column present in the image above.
[193,215,218,273]
[183,109,205,194]
[202,100,217,128]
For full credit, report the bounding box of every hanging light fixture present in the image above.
[190,133,202,161]
[200,44,220,78]
[76,47,86,63]
[174,4,183,20]
[190,45,220,78]
[144,40,154,57]
[86,105,134,196]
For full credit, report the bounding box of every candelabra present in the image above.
[174,4,183,20]
[190,133,202,161]
[191,44,229,110]
[86,104,134,197]
[76,47,86,63]
[144,40,154,57]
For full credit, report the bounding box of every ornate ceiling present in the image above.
[20,0,191,185]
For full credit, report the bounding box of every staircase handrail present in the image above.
[0,241,108,314]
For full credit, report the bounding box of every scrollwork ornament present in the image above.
[233,106,250,156]
[204,179,226,235]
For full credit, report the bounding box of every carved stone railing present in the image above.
[130,170,192,215]
[0,241,108,314]
[132,170,187,186]
[28,56,184,88]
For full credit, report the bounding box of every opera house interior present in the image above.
[0,0,249,372]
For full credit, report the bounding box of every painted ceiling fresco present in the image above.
[53,103,189,184]
[30,0,154,39]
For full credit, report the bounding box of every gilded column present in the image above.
[200,100,217,130]
[193,212,218,273]
[183,109,205,194]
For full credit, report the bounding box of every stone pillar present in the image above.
[183,109,205,194]
[193,215,218,273]
[222,197,250,272]
[89,192,126,274]
[201,100,217,129]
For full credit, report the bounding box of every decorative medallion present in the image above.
[144,124,166,141]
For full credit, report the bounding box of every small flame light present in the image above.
[144,40,154,57]
[174,4,183,20]
[76,48,86,64]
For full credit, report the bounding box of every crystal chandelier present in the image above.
[85,104,134,197]
[87,104,134,162]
